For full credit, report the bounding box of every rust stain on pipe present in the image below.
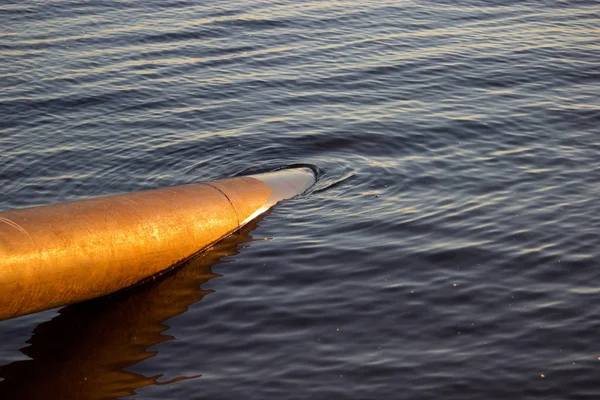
[0,168,315,321]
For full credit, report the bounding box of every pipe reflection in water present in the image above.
[0,218,264,400]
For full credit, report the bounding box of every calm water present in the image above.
[1,1,599,399]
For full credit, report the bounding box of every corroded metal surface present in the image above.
[0,175,279,321]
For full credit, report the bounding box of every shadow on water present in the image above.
[0,218,265,400]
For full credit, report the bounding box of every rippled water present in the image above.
[1,1,599,398]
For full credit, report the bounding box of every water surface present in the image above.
[1,1,600,399]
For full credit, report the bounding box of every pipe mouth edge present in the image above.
[236,167,316,228]
[249,167,317,202]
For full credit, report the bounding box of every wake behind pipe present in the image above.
[0,167,316,321]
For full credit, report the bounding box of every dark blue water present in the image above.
[1,1,599,398]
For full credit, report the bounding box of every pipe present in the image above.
[0,167,316,321]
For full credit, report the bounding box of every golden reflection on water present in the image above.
[0,219,262,400]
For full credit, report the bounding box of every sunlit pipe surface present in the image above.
[0,220,259,399]
[0,167,316,321]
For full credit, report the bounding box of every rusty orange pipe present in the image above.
[0,167,316,321]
